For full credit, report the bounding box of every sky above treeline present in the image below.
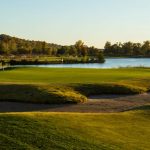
[0,0,150,48]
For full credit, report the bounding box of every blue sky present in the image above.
[0,0,150,48]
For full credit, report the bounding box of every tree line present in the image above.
[0,34,103,58]
[104,41,150,57]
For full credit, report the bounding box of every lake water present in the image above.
[19,58,150,69]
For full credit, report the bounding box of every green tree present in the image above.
[133,43,142,56]
[69,46,77,56]
[75,40,84,56]
[97,52,105,63]
[142,41,150,56]
[104,41,112,55]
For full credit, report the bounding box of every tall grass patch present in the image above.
[73,83,147,96]
[0,84,87,104]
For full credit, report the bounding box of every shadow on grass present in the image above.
[128,105,150,111]
[0,67,20,71]
[89,94,131,100]
[0,102,76,113]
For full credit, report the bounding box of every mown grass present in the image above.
[0,67,149,104]
[0,67,150,87]
[0,67,150,150]
[0,107,150,150]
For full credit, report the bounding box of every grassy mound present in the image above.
[0,83,147,104]
[0,68,149,104]
[73,83,147,96]
[0,84,87,104]
[0,107,150,150]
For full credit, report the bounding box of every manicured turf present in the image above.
[0,67,150,149]
[0,106,150,150]
[0,67,150,88]
[0,67,149,104]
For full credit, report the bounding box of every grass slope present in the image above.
[0,106,150,150]
[0,84,87,104]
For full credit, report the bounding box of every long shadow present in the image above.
[127,105,150,111]
[0,67,18,71]
[1,102,149,113]
[89,94,135,100]
[0,102,76,113]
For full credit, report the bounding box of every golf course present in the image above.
[0,67,150,150]
[1,0,150,149]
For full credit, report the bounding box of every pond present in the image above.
[17,58,150,69]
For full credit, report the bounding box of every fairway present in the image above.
[0,67,150,87]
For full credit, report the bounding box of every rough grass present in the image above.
[0,83,147,104]
[0,106,150,150]
[73,83,147,96]
[0,84,87,104]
